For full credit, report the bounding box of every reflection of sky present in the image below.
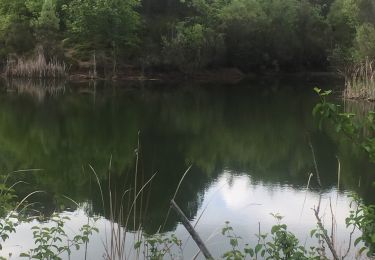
[178,170,360,259]
[1,171,361,259]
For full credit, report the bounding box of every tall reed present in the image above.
[97,143,192,259]
[342,58,375,100]
[5,52,67,79]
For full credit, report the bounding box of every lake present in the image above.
[0,77,374,259]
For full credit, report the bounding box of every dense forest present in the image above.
[0,0,374,76]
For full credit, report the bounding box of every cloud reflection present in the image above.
[186,170,359,258]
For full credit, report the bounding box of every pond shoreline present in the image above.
[1,68,341,84]
[69,69,341,83]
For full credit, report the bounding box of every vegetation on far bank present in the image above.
[0,0,374,79]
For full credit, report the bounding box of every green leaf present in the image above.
[230,238,238,247]
[255,244,262,254]
[321,90,332,96]
[244,247,254,257]
[134,241,142,249]
[371,233,375,243]
[313,87,321,94]
[354,237,362,246]
[271,225,279,234]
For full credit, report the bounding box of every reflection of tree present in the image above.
[151,85,374,193]
[5,79,66,101]
[343,99,375,121]
[0,81,373,233]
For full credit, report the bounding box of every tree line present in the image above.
[0,0,374,75]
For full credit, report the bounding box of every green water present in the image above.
[0,78,374,258]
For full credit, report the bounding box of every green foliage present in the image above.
[0,172,98,258]
[221,221,245,259]
[313,87,375,160]
[0,178,17,218]
[176,0,329,71]
[35,0,60,32]
[20,214,98,260]
[134,232,182,259]
[355,23,375,60]
[0,211,18,252]
[0,215,17,250]
[346,193,375,257]
[162,22,225,73]
[327,0,375,68]
[313,88,375,256]
[0,176,19,251]
[222,218,320,260]
[357,0,375,25]
[66,0,140,59]
[0,0,374,73]
[34,0,61,58]
[0,0,35,57]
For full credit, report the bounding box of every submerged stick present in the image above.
[170,199,213,259]
[308,138,322,188]
[313,199,340,260]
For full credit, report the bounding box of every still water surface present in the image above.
[0,78,374,259]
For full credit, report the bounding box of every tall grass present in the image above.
[342,58,375,100]
[95,144,193,259]
[91,142,160,260]
[5,52,67,79]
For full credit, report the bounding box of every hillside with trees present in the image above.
[0,0,374,77]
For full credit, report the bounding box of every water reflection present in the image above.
[0,79,373,257]
[5,79,66,101]
[1,172,360,259]
[184,172,358,258]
